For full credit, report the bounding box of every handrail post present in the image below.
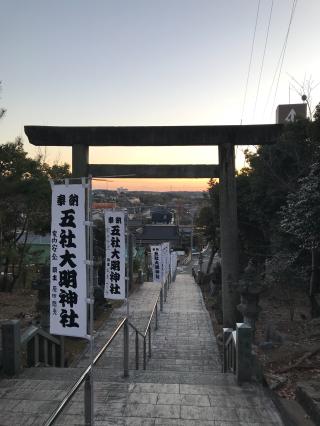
[34,334,39,366]
[2,320,21,376]
[135,331,139,370]
[44,338,49,366]
[143,337,147,370]
[148,327,151,358]
[84,374,92,425]
[124,319,129,377]
[52,343,56,366]
[155,303,158,330]
[60,336,65,367]
[236,323,252,384]
[160,287,163,312]
[222,328,232,373]
[44,317,127,426]
[164,280,167,302]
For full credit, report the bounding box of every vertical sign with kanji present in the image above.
[161,242,170,281]
[151,245,162,283]
[171,251,177,277]
[50,184,87,338]
[104,211,126,300]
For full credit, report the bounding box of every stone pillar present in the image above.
[219,143,239,327]
[236,323,252,384]
[72,144,89,178]
[222,327,233,373]
[2,320,21,375]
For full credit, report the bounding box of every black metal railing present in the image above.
[223,328,236,373]
[45,274,171,425]
[128,286,161,370]
[21,325,64,368]
[45,316,128,426]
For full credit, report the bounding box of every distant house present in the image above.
[24,233,50,265]
[117,187,128,194]
[151,206,173,224]
[92,202,118,220]
[136,225,180,249]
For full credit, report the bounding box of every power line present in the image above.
[270,0,298,117]
[240,0,261,125]
[263,0,298,119]
[252,0,274,122]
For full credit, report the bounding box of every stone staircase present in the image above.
[0,275,284,425]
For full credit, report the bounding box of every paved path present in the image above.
[0,274,284,425]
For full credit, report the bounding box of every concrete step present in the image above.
[17,366,233,386]
[0,372,284,425]
[0,273,285,425]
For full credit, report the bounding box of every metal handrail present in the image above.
[45,317,127,426]
[21,325,61,346]
[127,274,171,370]
[20,324,63,367]
[143,296,158,337]
[45,274,172,425]
[128,321,144,337]
[128,284,162,370]
[225,330,236,347]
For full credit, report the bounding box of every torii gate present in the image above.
[25,124,282,327]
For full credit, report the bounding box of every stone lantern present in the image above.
[32,264,50,330]
[237,260,266,336]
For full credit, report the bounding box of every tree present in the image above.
[281,159,320,296]
[0,139,70,291]
[199,106,320,324]
[0,81,6,119]
[196,179,220,273]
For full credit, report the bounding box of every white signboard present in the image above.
[50,184,87,338]
[104,211,126,299]
[151,245,162,283]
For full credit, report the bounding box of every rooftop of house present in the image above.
[139,225,179,241]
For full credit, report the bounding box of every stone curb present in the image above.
[296,381,320,425]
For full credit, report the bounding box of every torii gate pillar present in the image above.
[219,143,238,327]
[72,144,89,177]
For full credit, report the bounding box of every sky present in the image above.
[1,0,320,191]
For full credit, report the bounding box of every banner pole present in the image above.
[126,218,130,318]
[88,176,94,425]
[125,217,129,377]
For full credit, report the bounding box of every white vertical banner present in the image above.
[50,184,87,338]
[151,245,162,283]
[171,251,177,277]
[104,211,126,300]
[161,242,170,281]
